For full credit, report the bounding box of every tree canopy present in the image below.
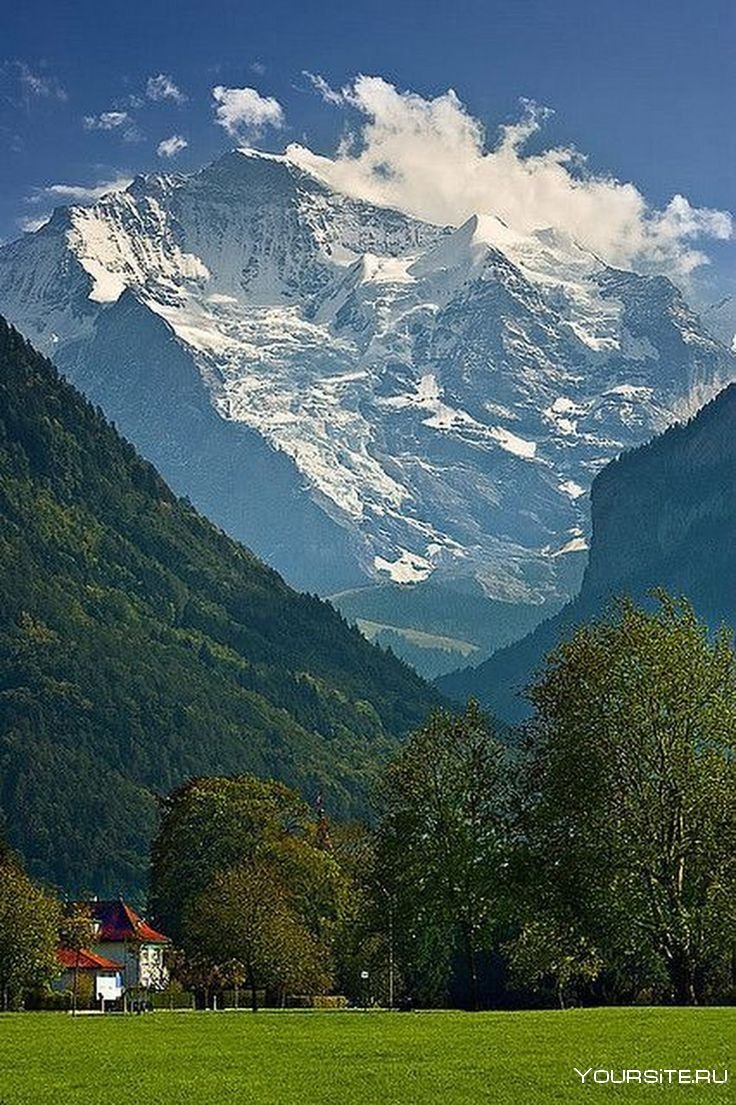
[376,702,511,1008]
[0,852,60,1009]
[523,593,736,1004]
[151,775,352,1005]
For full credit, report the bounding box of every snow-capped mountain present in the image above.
[1,147,733,617]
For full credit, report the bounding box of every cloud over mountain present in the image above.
[291,75,732,275]
[27,176,132,204]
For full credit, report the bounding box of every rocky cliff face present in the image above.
[0,147,733,634]
[439,383,736,720]
[585,382,736,612]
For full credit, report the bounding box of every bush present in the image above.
[24,989,72,1011]
[286,994,348,1009]
[149,987,195,1010]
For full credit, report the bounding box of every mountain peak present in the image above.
[190,146,325,198]
[0,150,732,618]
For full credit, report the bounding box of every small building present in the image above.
[84,898,170,993]
[54,947,124,1006]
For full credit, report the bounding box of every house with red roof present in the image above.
[57,947,123,973]
[85,898,170,993]
[54,946,124,1006]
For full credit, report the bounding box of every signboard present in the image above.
[96,973,123,1001]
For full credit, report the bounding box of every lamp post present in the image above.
[360,969,369,1011]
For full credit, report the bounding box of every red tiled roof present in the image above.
[85,899,169,944]
[57,947,123,971]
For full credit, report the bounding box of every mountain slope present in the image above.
[330,577,561,679]
[0,148,732,651]
[439,383,736,720]
[0,317,441,894]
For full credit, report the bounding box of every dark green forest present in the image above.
[0,318,440,896]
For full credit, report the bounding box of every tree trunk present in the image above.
[464,926,479,1011]
[248,967,258,1012]
[668,946,697,1005]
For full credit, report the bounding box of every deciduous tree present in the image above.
[183,860,331,1009]
[0,854,59,1009]
[151,775,351,1003]
[376,702,510,1009]
[525,594,736,1004]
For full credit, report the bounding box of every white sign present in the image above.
[96,973,123,1001]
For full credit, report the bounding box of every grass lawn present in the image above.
[0,1007,732,1104]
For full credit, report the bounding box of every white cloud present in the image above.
[18,214,50,233]
[17,63,67,102]
[83,111,130,131]
[82,111,142,142]
[27,176,133,205]
[303,71,343,106]
[146,74,186,104]
[157,134,188,158]
[212,85,284,136]
[290,75,732,275]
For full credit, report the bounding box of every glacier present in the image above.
[0,146,733,634]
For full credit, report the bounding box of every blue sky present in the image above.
[1,0,733,312]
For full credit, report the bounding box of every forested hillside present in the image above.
[0,319,440,895]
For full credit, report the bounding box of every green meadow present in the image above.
[0,1008,732,1104]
